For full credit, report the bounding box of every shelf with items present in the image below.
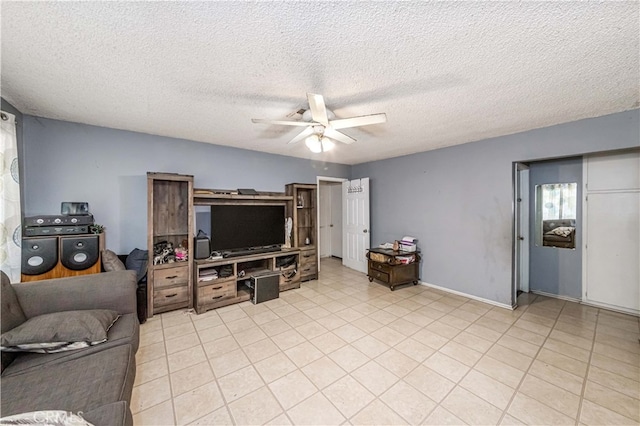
[285,183,318,281]
[147,172,194,317]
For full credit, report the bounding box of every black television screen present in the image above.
[210,205,285,251]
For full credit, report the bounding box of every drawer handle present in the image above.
[165,293,178,298]
[166,275,178,279]
[212,295,224,300]
[303,255,312,258]
[213,286,222,290]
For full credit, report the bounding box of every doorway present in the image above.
[317,177,346,273]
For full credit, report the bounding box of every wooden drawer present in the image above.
[299,249,316,265]
[154,265,189,289]
[154,285,189,307]
[370,261,391,273]
[300,262,317,276]
[198,280,236,302]
[369,269,390,283]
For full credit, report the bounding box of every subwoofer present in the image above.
[60,235,99,271]
[21,237,58,275]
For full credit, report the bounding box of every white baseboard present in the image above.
[529,290,582,304]
[420,281,515,311]
[581,299,640,317]
[530,291,639,317]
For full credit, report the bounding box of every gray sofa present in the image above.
[542,219,576,249]
[1,270,139,425]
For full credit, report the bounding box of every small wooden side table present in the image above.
[366,248,421,291]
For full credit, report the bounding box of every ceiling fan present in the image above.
[252,93,386,152]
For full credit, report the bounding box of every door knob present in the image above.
[363,229,368,233]
[518,236,525,240]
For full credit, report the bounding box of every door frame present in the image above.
[316,176,347,273]
[512,162,530,308]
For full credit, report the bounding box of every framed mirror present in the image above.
[535,182,577,249]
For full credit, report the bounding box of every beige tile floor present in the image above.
[132,258,640,425]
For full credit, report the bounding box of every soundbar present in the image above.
[25,214,94,227]
[222,246,282,258]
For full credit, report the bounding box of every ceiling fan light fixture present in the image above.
[305,134,334,153]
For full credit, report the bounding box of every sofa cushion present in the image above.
[1,273,27,372]
[14,271,137,319]
[102,249,126,272]
[83,401,132,426]
[2,313,139,377]
[1,310,119,353]
[0,344,136,418]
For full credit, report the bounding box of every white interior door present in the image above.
[585,192,639,312]
[319,184,331,258]
[330,184,343,258]
[343,178,370,273]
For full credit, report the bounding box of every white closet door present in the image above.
[584,151,640,314]
[585,192,639,311]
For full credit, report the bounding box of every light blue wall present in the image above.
[18,109,640,305]
[21,116,350,254]
[352,110,639,306]
[528,158,583,299]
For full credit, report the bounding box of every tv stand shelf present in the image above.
[193,248,301,314]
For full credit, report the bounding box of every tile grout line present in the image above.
[497,296,568,425]
[574,306,600,426]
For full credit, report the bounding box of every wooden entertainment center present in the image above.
[146,173,319,317]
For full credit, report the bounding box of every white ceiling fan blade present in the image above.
[288,126,316,144]
[324,128,356,145]
[307,93,329,126]
[329,113,387,130]
[251,118,313,127]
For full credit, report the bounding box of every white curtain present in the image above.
[1,111,21,282]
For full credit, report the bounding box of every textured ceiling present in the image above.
[1,2,638,165]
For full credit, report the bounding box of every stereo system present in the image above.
[23,214,94,238]
[24,214,95,227]
[21,235,102,282]
[24,225,89,237]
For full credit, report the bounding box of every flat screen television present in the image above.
[210,205,285,252]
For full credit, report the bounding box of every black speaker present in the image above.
[22,237,58,275]
[60,235,99,271]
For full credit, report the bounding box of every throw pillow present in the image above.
[125,248,148,282]
[0,309,119,353]
[0,410,94,425]
[547,226,574,238]
[101,249,125,272]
